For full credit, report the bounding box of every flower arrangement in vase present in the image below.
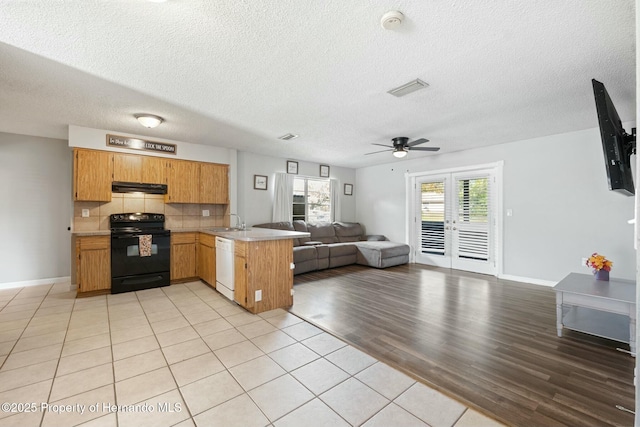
[585,253,612,281]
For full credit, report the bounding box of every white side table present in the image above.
[554,272,636,355]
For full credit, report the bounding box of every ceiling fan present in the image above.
[365,137,440,158]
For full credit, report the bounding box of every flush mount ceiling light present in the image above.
[393,147,408,158]
[388,79,429,97]
[278,133,299,141]
[381,10,404,30]
[135,114,164,128]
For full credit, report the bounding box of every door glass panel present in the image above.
[456,177,489,261]
[420,181,445,255]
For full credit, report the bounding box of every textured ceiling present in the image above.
[0,0,635,168]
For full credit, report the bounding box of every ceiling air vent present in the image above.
[387,79,429,97]
[278,133,299,141]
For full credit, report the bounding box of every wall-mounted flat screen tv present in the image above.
[591,79,636,196]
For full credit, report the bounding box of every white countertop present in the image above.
[200,228,309,242]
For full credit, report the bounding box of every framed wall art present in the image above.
[254,175,268,190]
[320,164,330,177]
[344,183,353,196]
[287,160,298,174]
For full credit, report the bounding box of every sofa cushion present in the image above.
[326,243,358,258]
[292,220,311,244]
[354,241,410,268]
[354,241,410,258]
[294,246,318,262]
[333,222,364,242]
[307,222,338,244]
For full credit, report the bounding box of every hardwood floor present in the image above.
[290,264,635,427]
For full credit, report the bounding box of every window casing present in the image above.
[292,177,331,222]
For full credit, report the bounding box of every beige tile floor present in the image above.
[0,280,506,427]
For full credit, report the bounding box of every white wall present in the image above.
[356,125,636,282]
[0,132,72,284]
[237,151,356,227]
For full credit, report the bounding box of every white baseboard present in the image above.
[0,276,72,290]
[497,274,557,287]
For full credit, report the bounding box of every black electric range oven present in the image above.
[110,213,170,294]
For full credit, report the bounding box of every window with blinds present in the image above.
[455,176,490,261]
[420,180,446,255]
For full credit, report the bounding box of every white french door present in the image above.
[413,167,498,275]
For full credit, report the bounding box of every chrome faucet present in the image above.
[229,213,245,230]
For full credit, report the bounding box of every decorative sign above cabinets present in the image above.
[107,134,177,155]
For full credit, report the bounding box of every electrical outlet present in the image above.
[81,209,90,218]
[255,290,262,302]
[581,258,588,267]
[202,210,210,217]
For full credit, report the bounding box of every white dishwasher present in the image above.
[215,237,235,301]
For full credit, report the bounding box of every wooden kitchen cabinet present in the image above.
[113,153,141,182]
[142,156,166,184]
[73,148,113,201]
[200,163,229,204]
[233,239,294,313]
[76,236,111,294]
[171,232,198,281]
[166,159,199,203]
[113,153,166,184]
[197,233,216,286]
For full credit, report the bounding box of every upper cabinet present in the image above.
[113,153,141,182]
[74,148,112,201]
[200,163,229,204]
[142,156,166,184]
[74,148,228,205]
[166,159,200,204]
[113,153,166,184]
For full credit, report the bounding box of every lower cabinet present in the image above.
[171,233,198,281]
[233,239,294,314]
[198,233,216,286]
[76,236,111,294]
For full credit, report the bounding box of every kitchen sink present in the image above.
[208,227,250,232]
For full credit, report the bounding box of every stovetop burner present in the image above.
[110,213,166,234]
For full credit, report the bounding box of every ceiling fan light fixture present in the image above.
[393,148,408,158]
[135,114,164,128]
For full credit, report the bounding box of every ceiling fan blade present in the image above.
[371,143,394,148]
[407,138,429,147]
[409,146,440,152]
[365,148,394,155]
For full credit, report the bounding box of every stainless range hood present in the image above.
[111,181,168,195]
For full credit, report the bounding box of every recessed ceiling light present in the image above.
[278,133,299,141]
[135,114,164,128]
[388,79,429,97]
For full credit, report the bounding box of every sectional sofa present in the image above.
[252,221,410,275]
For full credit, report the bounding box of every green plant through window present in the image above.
[457,178,488,223]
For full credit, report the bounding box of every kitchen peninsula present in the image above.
[186,228,309,314]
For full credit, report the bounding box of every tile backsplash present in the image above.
[73,193,230,232]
